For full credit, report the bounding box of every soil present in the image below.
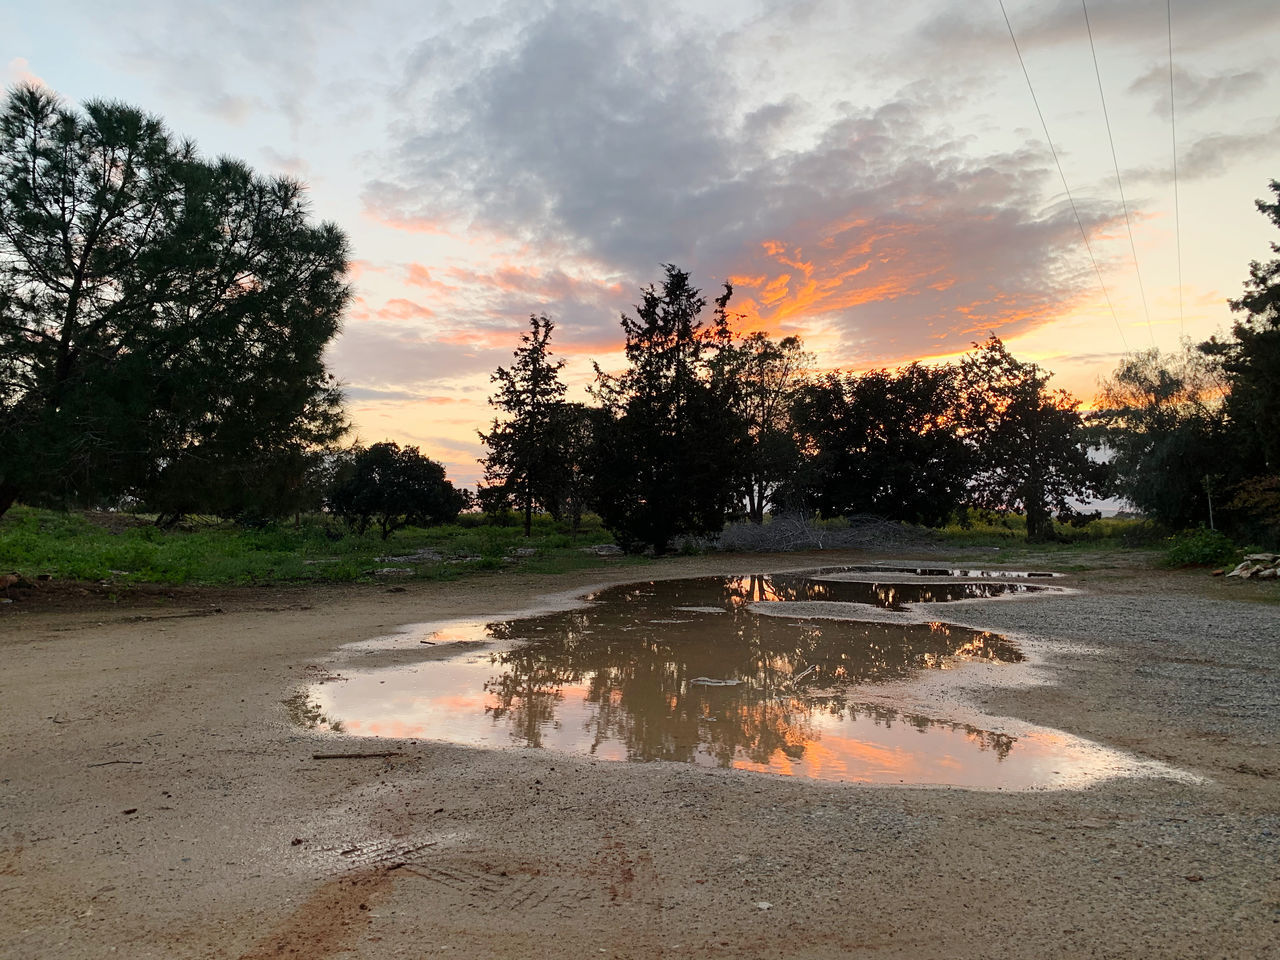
[2,548,1277,959]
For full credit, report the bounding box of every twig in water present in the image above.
[87,759,143,767]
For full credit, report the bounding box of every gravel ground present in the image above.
[1,548,1277,959]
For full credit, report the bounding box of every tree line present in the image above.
[4,87,1277,550]
[479,265,1111,550]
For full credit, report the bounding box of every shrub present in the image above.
[1162,527,1239,567]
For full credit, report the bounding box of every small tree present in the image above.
[961,336,1106,541]
[480,314,567,536]
[542,401,598,536]
[329,442,466,539]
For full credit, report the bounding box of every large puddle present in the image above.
[299,568,1191,790]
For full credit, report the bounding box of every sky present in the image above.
[5,0,1279,488]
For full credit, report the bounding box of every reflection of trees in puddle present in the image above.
[480,575,1023,765]
[283,691,345,733]
[723,572,1039,609]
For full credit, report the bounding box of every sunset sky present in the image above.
[6,0,1279,488]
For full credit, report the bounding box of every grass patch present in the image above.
[936,513,1162,548]
[0,506,620,587]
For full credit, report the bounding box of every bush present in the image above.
[1162,527,1239,568]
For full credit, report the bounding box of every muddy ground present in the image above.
[2,549,1277,959]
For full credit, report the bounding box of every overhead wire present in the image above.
[1081,0,1154,346]
[997,0,1128,350]
[1168,0,1184,336]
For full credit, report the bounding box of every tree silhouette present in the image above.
[961,336,1105,541]
[480,314,568,536]
[329,442,466,538]
[1212,181,1280,473]
[590,265,745,552]
[0,86,350,519]
[792,362,970,525]
[1094,345,1228,529]
[709,331,811,522]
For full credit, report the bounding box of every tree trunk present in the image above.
[0,484,19,520]
[523,497,532,537]
[1024,484,1052,542]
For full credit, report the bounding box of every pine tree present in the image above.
[591,265,744,552]
[480,314,568,536]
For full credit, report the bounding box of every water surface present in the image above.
[302,569,1172,789]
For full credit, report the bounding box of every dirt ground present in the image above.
[2,549,1277,959]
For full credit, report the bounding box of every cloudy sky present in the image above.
[6,0,1279,486]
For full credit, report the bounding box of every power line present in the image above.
[1168,0,1184,336]
[1081,0,1154,346]
[997,0,1128,350]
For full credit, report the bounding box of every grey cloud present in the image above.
[62,0,402,131]
[343,386,432,403]
[915,0,1280,64]
[1128,122,1280,183]
[1179,124,1280,180]
[328,325,508,391]
[1129,63,1266,115]
[421,435,486,457]
[367,0,1123,363]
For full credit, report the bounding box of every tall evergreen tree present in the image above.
[1198,180,1280,538]
[480,314,567,536]
[1207,180,1280,474]
[591,265,744,553]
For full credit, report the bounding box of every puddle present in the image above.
[300,569,1192,790]
[719,570,1049,610]
[817,565,1063,580]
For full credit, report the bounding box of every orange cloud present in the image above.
[5,58,47,89]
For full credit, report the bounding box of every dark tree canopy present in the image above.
[792,362,970,527]
[1213,180,1280,475]
[591,265,745,553]
[0,85,350,519]
[709,331,810,522]
[1094,345,1228,529]
[960,336,1105,541]
[329,442,466,539]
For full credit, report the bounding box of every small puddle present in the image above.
[300,568,1188,790]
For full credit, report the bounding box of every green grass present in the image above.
[936,513,1162,548]
[0,506,623,586]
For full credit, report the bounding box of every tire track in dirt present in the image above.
[237,867,392,960]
